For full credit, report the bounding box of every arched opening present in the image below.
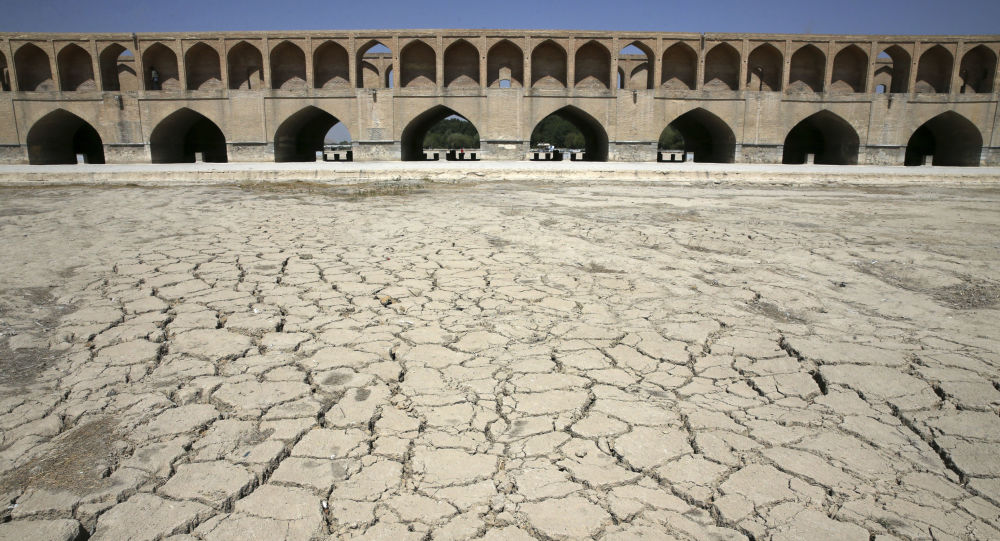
[875,46,909,93]
[0,52,9,91]
[617,67,625,89]
[875,84,887,94]
[960,45,996,94]
[831,45,867,93]
[141,43,179,91]
[530,106,608,162]
[904,112,982,166]
[185,42,221,90]
[100,45,137,92]
[149,108,227,163]
[747,43,782,91]
[400,106,480,161]
[916,45,952,93]
[782,111,859,165]
[531,40,567,88]
[575,40,611,89]
[487,40,523,88]
[789,45,825,93]
[273,106,350,162]
[400,40,436,88]
[661,42,697,90]
[444,39,479,88]
[227,41,263,90]
[27,109,104,164]
[659,108,736,163]
[270,41,306,90]
[314,41,349,89]
[386,67,395,88]
[14,44,54,91]
[356,41,391,89]
[704,43,739,90]
[57,44,95,91]
[619,42,653,90]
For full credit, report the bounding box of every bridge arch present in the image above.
[704,43,739,90]
[831,44,867,93]
[487,40,523,88]
[314,41,350,89]
[575,40,611,89]
[273,106,350,162]
[959,45,996,94]
[185,42,221,90]
[57,44,95,91]
[271,41,306,90]
[400,105,480,161]
[530,105,608,161]
[27,109,104,164]
[14,43,54,91]
[142,43,179,90]
[444,39,479,88]
[904,112,982,166]
[531,40,567,88]
[661,108,736,163]
[789,44,825,93]
[782,110,859,165]
[99,44,137,92]
[874,46,910,93]
[150,107,227,163]
[400,40,436,88]
[747,43,782,91]
[661,42,697,90]
[916,45,952,93]
[227,41,263,90]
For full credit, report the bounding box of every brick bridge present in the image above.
[1,30,998,165]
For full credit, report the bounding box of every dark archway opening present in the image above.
[659,109,736,163]
[530,106,608,162]
[274,106,350,162]
[27,110,105,165]
[150,108,227,163]
[782,111,859,165]
[904,112,982,167]
[401,106,480,161]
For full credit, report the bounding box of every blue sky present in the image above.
[3,0,999,35]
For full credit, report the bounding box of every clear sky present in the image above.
[2,0,998,35]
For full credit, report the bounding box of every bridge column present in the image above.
[950,41,964,95]
[695,38,705,90]
[177,39,188,91]
[219,38,229,90]
[523,36,531,89]
[347,36,356,88]
[479,34,487,90]
[435,35,444,89]
[47,41,59,91]
[907,41,920,96]
[652,37,662,91]
[262,37,272,89]
[89,39,103,91]
[567,37,575,89]
[823,40,835,93]
[305,37,314,89]
[780,39,791,93]
[866,41,878,94]
[738,38,749,90]
[610,37,619,92]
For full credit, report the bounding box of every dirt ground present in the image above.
[0,179,998,540]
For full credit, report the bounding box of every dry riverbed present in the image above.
[0,179,998,540]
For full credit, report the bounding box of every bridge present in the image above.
[0,30,998,166]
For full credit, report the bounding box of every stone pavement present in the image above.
[0,180,998,540]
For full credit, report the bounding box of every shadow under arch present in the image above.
[400,105,480,161]
[274,106,349,162]
[661,108,736,163]
[905,111,982,166]
[150,108,227,163]
[782,111,859,165]
[27,109,105,164]
[530,105,608,162]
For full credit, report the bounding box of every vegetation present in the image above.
[658,125,684,150]
[529,115,586,149]
[423,117,480,149]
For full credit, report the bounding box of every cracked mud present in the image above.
[0,180,998,540]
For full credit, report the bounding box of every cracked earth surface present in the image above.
[0,180,998,540]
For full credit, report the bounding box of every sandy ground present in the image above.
[0,179,998,540]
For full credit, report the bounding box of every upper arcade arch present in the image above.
[271,41,307,90]
[185,42,221,91]
[916,45,952,93]
[444,39,479,88]
[227,41,263,90]
[57,44,95,91]
[14,43,54,91]
[960,45,996,94]
[704,43,739,90]
[782,110,859,165]
[874,46,910,93]
[26,109,104,164]
[314,41,350,89]
[574,40,611,89]
[149,107,227,163]
[661,42,697,90]
[487,40,523,88]
[789,44,825,93]
[747,43,782,91]
[400,40,436,88]
[355,40,391,89]
[905,111,982,166]
[99,44,137,92]
[618,41,654,90]
[831,44,867,93]
[531,40,567,88]
[141,43,179,90]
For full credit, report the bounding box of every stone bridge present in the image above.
[1,29,998,165]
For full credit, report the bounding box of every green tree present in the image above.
[423,116,480,149]
[658,125,684,150]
